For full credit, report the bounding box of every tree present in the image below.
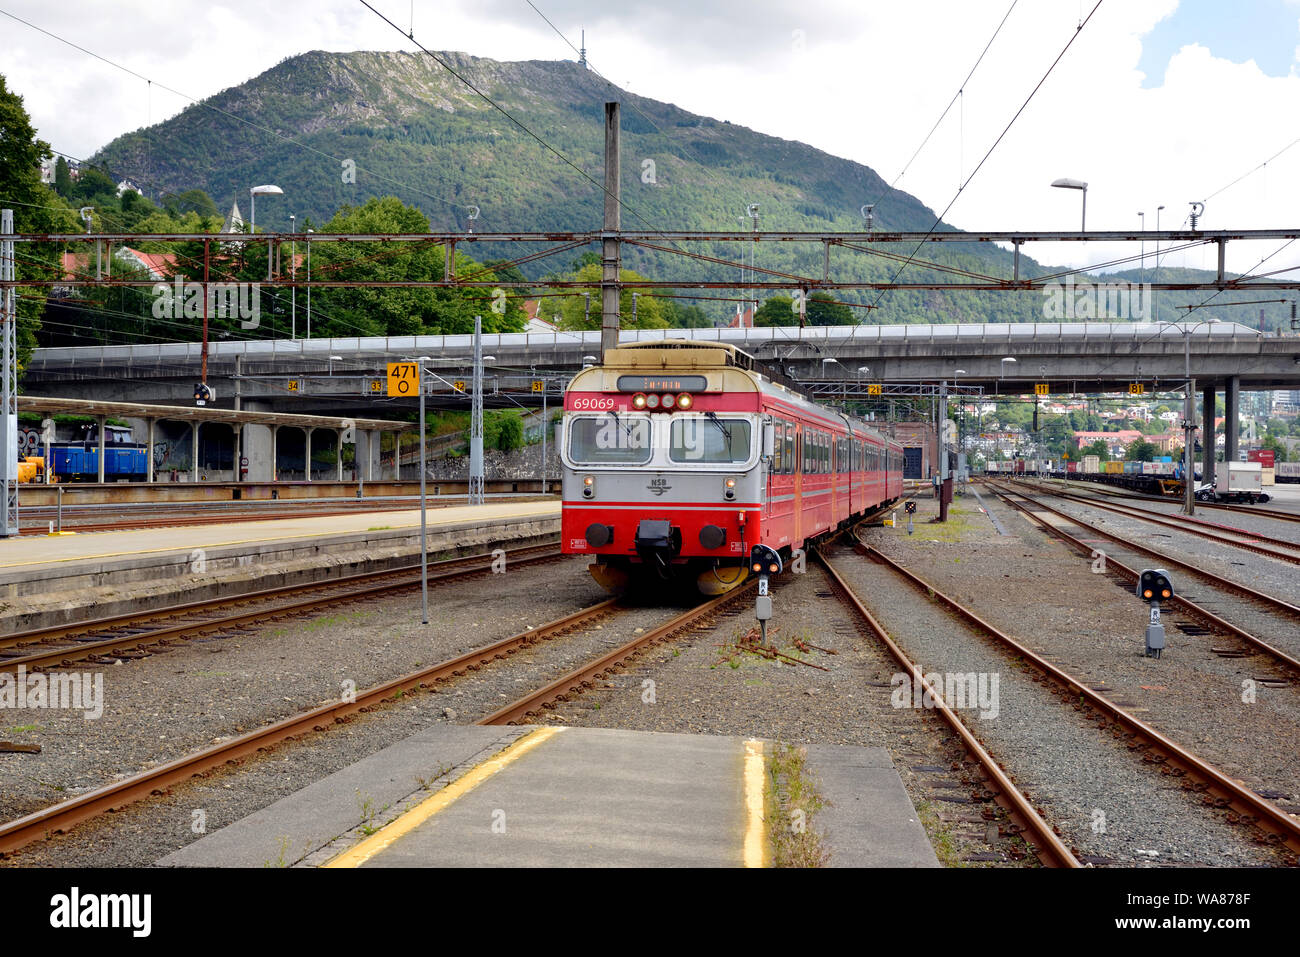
[0,74,79,369]
[552,263,669,330]
[1262,433,1289,463]
[806,292,855,326]
[1125,438,1157,462]
[53,156,72,197]
[1079,439,1110,462]
[754,295,796,327]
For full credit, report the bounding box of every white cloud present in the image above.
[3,0,1299,278]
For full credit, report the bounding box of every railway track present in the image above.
[0,576,757,858]
[815,547,1079,868]
[848,533,1300,859]
[1011,481,1300,564]
[987,484,1300,674]
[1022,476,1300,527]
[0,542,566,674]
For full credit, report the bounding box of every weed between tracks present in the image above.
[765,742,830,868]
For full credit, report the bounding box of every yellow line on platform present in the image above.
[742,738,767,868]
[322,726,565,869]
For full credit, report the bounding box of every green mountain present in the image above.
[87,50,1292,329]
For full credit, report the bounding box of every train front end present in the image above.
[559,342,765,595]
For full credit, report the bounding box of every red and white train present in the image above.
[559,340,905,593]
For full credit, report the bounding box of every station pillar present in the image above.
[1224,376,1240,463]
[191,422,201,482]
[304,427,314,482]
[356,430,380,482]
[97,415,106,484]
[1202,384,1216,487]
[232,424,243,483]
[146,418,156,483]
[270,425,279,481]
[336,428,345,482]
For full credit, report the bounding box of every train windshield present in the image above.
[566,414,653,465]
[668,417,753,464]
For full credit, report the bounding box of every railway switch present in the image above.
[1136,569,1174,659]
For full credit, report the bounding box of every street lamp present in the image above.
[328,354,342,375]
[290,213,296,339]
[1051,179,1088,230]
[248,184,283,235]
[1138,211,1145,274]
[305,228,314,338]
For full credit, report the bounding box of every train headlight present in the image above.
[661,393,676,409]
[582,475,595,498]
[646,394,661,409]
[631,392,648,410]
[676,392,694,410]
[723,476,736,500]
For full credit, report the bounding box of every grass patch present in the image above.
[367,526,392,532]
[765,742,830,867]
[3,724,39,735]
[913,798,964,867]
[904,503,974,543]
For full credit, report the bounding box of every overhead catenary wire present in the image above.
[859,0,1105,326]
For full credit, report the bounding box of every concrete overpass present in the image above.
[25,320,1300,461]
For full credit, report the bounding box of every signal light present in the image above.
[583,475,594,486]
[676,392,694,410]
[1137,569,1174,603]
[646,393,661,409]
[661,393,676,409]
[631,392,648,410]
[725,478,736,488]
[749,544,783,577]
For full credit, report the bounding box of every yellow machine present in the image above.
[16,456,45,483]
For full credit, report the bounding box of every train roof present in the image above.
[587,340,901,448]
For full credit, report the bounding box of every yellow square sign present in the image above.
[867,383,883,396]
[1128,383,1145,395]
[386,362,418,397]
[369,380,382,394]
[531,380,544,393]
[1034,383,1049,396]
[453,380,467,393]
[287,379,299,393]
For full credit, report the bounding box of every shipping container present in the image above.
[1276,461,1300,482]
[1104,461,1124,474]
[1082,455,1101,474]
[1248,449,1276,468]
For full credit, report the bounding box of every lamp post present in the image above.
[1157,318,1219,516]
[249,185,283,285]
[290,213,296,340]
[247,184,283,234]
[1138,211,1145,275]
[1051,178,1088,230]
[328,354,342,376]
[1155,205,1164,321]
[305,228,314,338]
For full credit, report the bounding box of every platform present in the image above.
[0,500,561,630]
[158,725,938,868]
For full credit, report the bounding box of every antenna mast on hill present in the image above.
[579,30,587,68]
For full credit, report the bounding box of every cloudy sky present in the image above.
[4,0,1300,277]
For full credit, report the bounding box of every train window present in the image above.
[785,423,794,474]
[566,414,653,464]
[669,417,753,464]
